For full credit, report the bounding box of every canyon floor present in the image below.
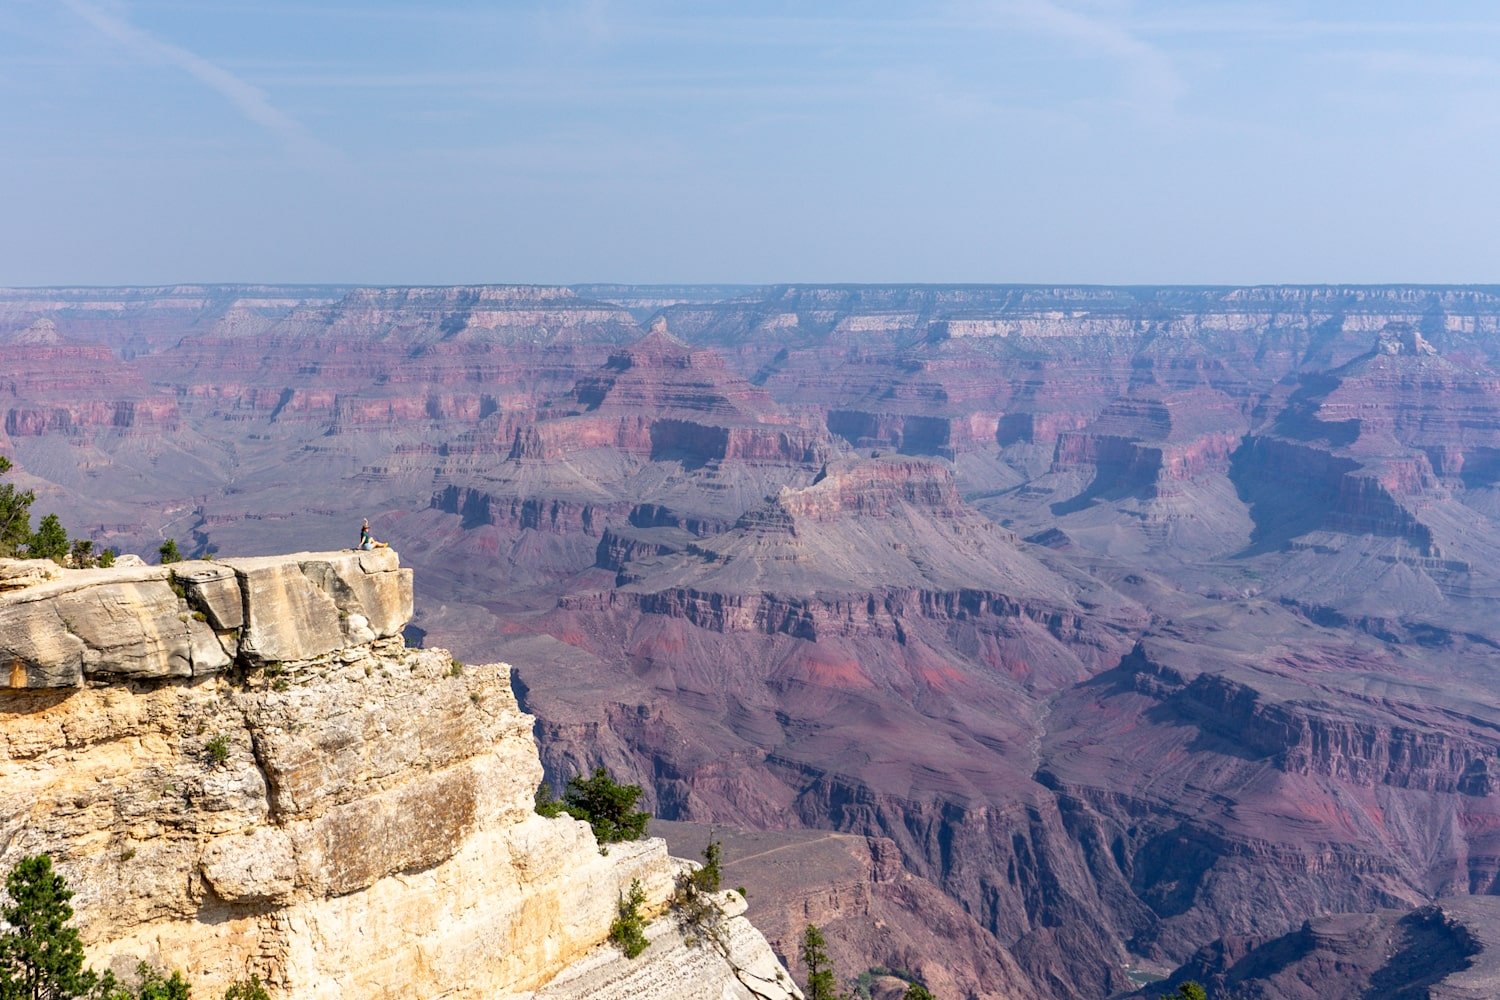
[6,282,1500,998]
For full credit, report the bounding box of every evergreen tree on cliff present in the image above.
[1164,984,1207,1000]
[561,767,649,843]
[25,516,69,564]
[799,924,842,1000]
[0,854,95,1000]
[0,456,37,559]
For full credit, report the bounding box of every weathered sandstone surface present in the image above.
[0,550,798,999]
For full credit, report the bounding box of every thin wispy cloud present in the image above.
[57,0,338,165]
[989,0,1183,115]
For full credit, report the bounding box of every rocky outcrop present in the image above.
[0,550,798,1000]
[0,550,412,688]
[535,890,802,1000]
[1136,897,1500,1000]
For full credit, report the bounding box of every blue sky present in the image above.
[2,0,1499,285]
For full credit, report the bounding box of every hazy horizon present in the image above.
[9,279,1500,292]
[5,1,1500,286]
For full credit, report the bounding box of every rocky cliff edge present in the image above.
[0,550,800,999]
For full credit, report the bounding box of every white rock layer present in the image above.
[0,550,799,999]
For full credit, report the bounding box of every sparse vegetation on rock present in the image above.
[0,855,192,1000]
[221,975,270,1000]
[69,539,96,568]
[0,455,106,566]
[608,879,650,959]
[110,964,191,1000]
[539,767,649,845]
[670,838,727,948]
[204,734,231,767]
[694,837,722,893]
[534,781,565,818]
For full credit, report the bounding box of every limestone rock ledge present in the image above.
[0,550,799,999]
[531,890,804,1000]
[1,549,414,688]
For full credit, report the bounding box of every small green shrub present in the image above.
[448,658,464,676]
[132,962,192,1000]
[27,513,69,563]
[204,734,231,767]
[158,539,182,565]
[671,838,728,948]
[223,974,272,1000]
[97,548,117,568]
[608,879,650,959]
[1161,984,1208,1000]
[559,767,649,844]
[534,782,565,818]
[692,838,722,893]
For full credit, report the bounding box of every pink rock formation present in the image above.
[5,283,1500,999]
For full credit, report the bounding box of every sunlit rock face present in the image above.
[0,549,798,1000]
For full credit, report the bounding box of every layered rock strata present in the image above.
[1136,897,1500,1000]
[10,283,1500,997]
[0,550,797,1000]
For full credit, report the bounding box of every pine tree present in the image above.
[561,767,649,843]
[157,539,182,565]
[692,838,722,893]
[27,515,69,564]
[0,855,96,1000]
[0,456,37,559]
[800,924,840,1000]
[68,540,95,569]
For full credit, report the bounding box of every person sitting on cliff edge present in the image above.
[359,518,390,551]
